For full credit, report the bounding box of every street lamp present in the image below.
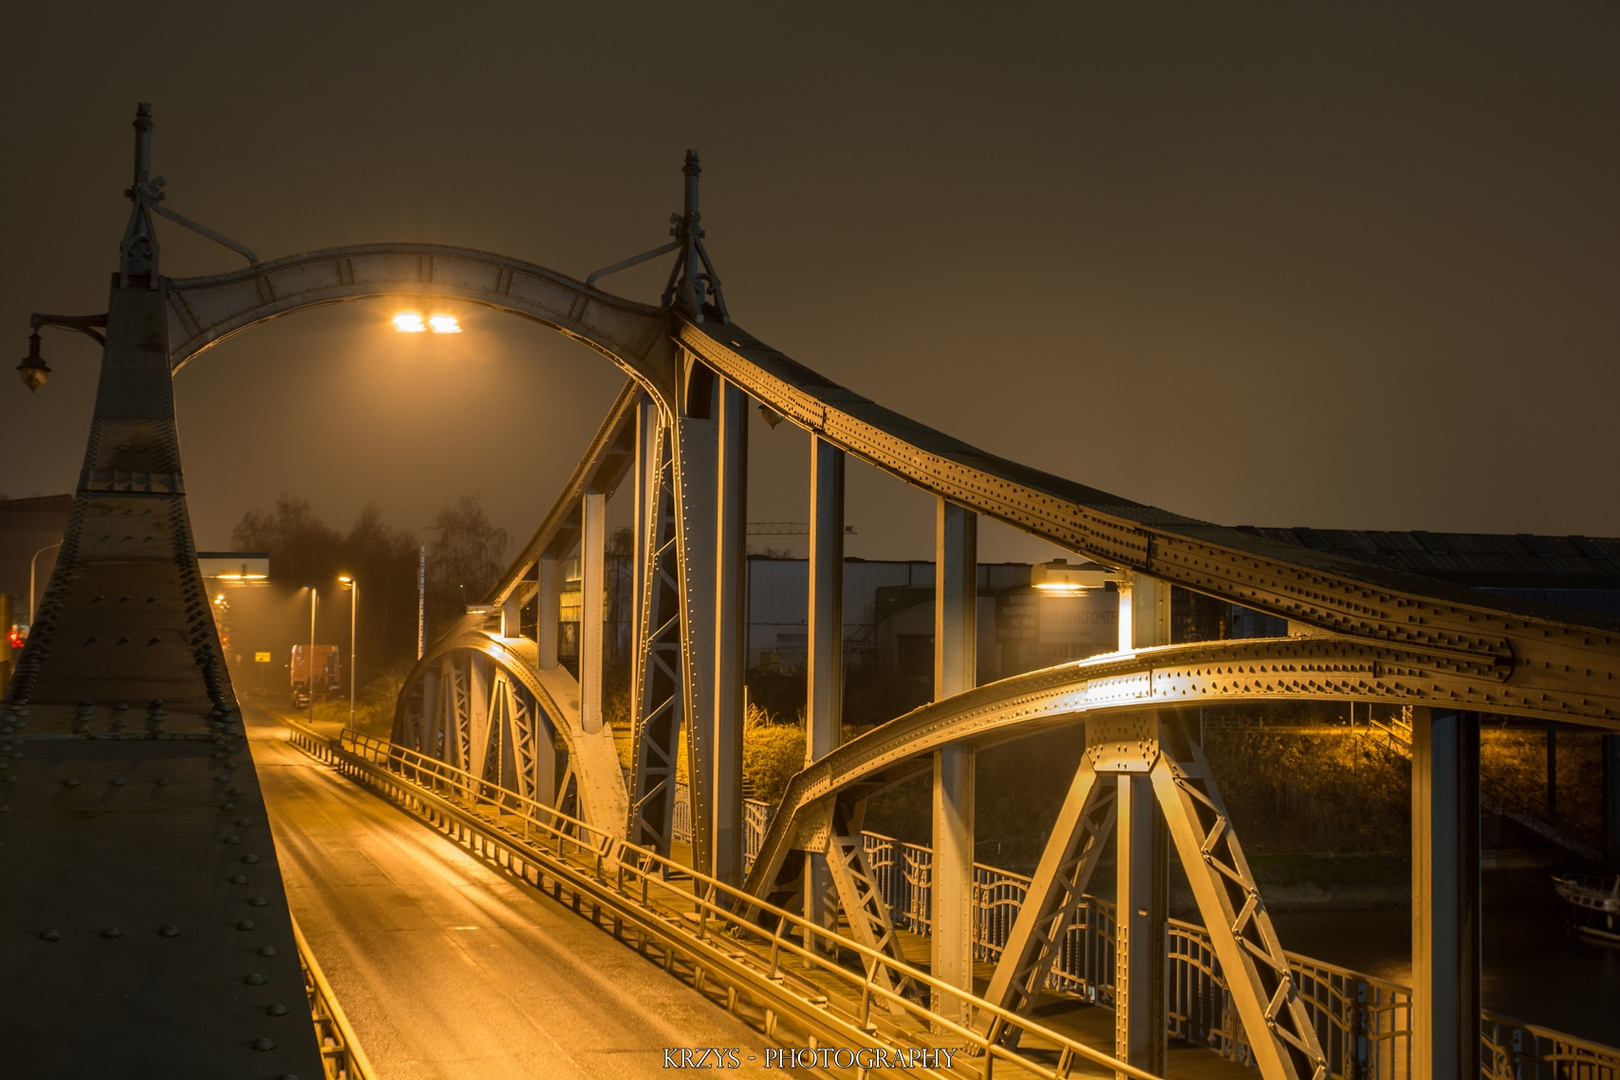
[339,575,357,733]
[307,585,318,723]
[17,332,49,392]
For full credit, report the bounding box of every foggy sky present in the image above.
[3,2,1616,567]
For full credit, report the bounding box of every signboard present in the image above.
[1038,593,1117,646]
[254,652,271,663]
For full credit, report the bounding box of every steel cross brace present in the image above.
[823,813,916,1017]
[1146,717,1329,1080]
[980,754,1116,1048]
[628,408,688,851]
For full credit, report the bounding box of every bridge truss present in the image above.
[10,104,1620,1079]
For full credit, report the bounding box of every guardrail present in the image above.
[286,721,1166,1080]
[290,725,1619,1080]
[672,780,772,871]
[290,912,377,1080]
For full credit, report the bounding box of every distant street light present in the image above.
[339,575,357,734]
[392,312,462,334]
[307,585,318,723]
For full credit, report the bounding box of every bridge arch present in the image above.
[165,243,678,401]
[393,626,628,832]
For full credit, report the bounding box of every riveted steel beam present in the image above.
[674,318,1620,728]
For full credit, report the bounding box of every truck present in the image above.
[290,644,341,708]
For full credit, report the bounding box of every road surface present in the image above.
[242,700,794,1079]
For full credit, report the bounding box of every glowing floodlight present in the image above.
[393,313,426,333]
[1031,558,1117,597]
[428,315,462,334]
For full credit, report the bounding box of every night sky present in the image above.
[4,3,1616,565]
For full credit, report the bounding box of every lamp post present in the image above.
[29,542,62,623]
[308,585,318,723]
[339,575,357,733]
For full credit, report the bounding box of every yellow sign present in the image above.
[254,652,271,663]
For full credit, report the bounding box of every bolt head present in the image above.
[238,920,255,931]
[40,929,60,942]
[229,788,244,796]
[102,928,121,939]
[225,836,242,845]
[252,1038,275,1051]
[243,854,259,864]
[267,1003,287,1016]
[155,777,169,786]
[110,777,125,786]
[63,778,80,787]
[159,925,179,938]
[221,802,236,812]
[231,874,248,885]
[257,945,276,957]
[236,817,251,827]
[245,973,265,985]
[250,896,267,907]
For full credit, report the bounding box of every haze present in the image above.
[3,2,1616,563]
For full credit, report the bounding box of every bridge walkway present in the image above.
[242,700,800,1079]
[295,715,1249,1079]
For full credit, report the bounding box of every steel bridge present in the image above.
[6,105,1620,1080]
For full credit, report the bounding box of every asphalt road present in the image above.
[242,699,790,1079]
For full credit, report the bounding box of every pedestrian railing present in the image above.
[295,726,1620,1080]
[285,721,1167,1080]
[290,912,377,1080]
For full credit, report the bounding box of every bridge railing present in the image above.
[287,722,1168,1080]
[671,781,773,870]
[295,726,1619,1080]
[290,912,377,1080]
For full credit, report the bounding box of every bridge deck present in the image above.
[245,702,801,1079]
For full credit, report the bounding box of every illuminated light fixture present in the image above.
[428,315,462,334]
[212,572,268,581]
[393,313,426,333]
[338,575,352,584]
[17,331,50,392]
[1030,558,1117,597]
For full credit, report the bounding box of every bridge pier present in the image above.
[931,499,977,1022]
[1410,707,1482,1079]
[805,437,846,937]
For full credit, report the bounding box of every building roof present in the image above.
[1237,527,1620,590]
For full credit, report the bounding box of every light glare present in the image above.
[393,313,426,333]
[428,315,462,334]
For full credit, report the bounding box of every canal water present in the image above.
[1269,867,1620,1045]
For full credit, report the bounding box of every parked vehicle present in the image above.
[290,644,340,708]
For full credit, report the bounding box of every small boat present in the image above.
[1553,874,1620,943]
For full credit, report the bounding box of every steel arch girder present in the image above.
[742,632,1620,905]
[165,244,675,399]
[675,318,1620,723]
[392,627,627,836]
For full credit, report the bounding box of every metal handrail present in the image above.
[292,724,1620,1080]
[285,721,1162,1080]
[290,911,377,1080]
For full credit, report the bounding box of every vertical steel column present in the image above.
[501,595,521,639]
[805,438,846,933]
[537,554,558,670]
[712,378,749,888]
[1411,708,1481,1079]
[580,492,606,733]
[931,499,977,1021]
[632,397,657,674]
[1119,570,1170,651]
[1114,771,1167,1076]
[1604,734,1620,873]
[673,357,720,878]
